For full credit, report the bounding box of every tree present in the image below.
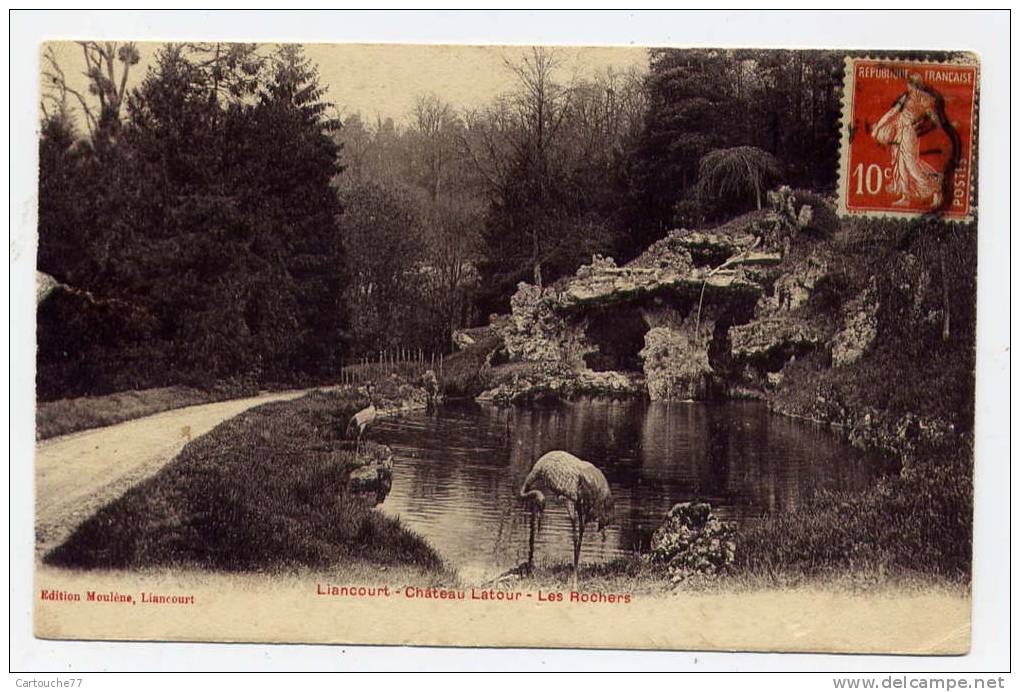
[464,48,630,314]
[42,41,141,144]
[554,66,646,255]
[339,182,424,353]
[119,44,280,382]
[736,50,843,190]
[418,197,483,348]
[241,44,346,375]
[37,113,86,282]
[623,49,736,252]
[499,47,574,286]
[182,42,264,106]
[695,145,782,217]
[37,42,351,396]
[334,113,374,183]
[410,94,459,202]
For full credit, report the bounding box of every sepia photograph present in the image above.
[18,14,1002,660]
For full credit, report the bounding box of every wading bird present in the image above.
[519,450,615,589]
[346,382,378,455]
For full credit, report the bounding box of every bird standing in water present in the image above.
[519,450,615,589]
[346,382,378,455]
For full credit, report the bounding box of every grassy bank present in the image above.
[35,385,253,440]
[438,336,504,398]
[733,436,972,587]
[438,336,556,399]
[513,437,972,594]
[45,388,451,581]
[507,554,967,596]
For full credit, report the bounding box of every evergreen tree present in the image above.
[622,49,736,254]
[37,113,90,284]
[622,49,844,255]
[244,44,345,376]
[37,42,348,396]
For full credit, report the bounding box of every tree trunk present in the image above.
[532,228,543,287]
[940,253,951,341]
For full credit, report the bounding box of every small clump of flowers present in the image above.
[650,501,738,582]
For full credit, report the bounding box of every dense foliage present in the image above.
[774,216,978,435]
[38,43,343,398]
[38,44,975,409]
[622,49,844,250]
[737,436,973,582]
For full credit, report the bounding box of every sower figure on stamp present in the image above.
[871,73,954,209]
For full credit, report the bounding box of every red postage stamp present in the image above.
[838,57,979,220]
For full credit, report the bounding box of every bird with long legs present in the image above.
[346,382,378,456]
[519,450,615,589]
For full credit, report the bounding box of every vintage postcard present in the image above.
[33,41,978,652]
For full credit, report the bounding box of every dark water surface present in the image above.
[372,398,887,577]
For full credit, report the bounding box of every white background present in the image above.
[7,9,1012,674]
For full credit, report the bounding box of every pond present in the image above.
[371,398,888,579]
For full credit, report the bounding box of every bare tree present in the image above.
[411,94,459,202]
[459,47,575,286]
[503,47,573,182]
[42,41,140,139]
[564,66,647,165]
[420,197,483,345]
[459,98,520,194]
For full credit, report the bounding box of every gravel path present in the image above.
[35,389,311,558]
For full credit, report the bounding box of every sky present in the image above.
[42,41,649,128]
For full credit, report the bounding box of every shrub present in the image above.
[735,436,973,582]
[36,386,218,440]
[210,370,262,399]
[651,502,738,582]
[671,198,705,229]
[695,146,782,219]
[439,336,502,398]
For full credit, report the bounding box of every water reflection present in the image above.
[372,398,886,575]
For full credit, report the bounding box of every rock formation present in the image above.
[640,317,715,401]
[475,187,875,405]
[830,282,879,367]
